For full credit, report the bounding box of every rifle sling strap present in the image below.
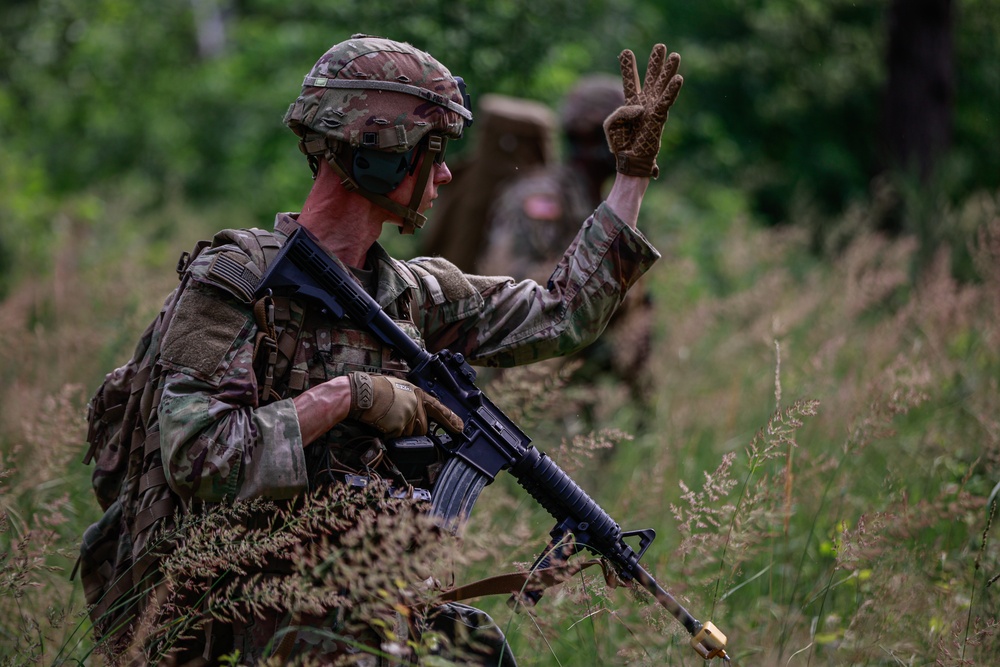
[435,559,610,604]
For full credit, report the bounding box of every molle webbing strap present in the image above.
[125,277,191,613]
[247,228,283,268]
[130,363,152,394]
[138,467,167,495]
[253,296,280,403]
[142,429,160,458]
[276,328,299,360]
[91,572,139,626]
[274,216,300,237]
[133,498,175,535]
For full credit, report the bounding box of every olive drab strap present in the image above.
[253,295,280,403]
[202,226,290,405]
[434,559,610,607]
[224,226,302,405]
[247,227,283,269]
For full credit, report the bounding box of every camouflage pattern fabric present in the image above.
[284,34,470,153]
[283,35,473,234]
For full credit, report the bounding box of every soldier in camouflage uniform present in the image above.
[420,94,558,272]
[479,76,656,429]
[480,75,626,282]
[126,34,681,665]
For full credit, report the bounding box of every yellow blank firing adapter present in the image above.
[691,621,729,661]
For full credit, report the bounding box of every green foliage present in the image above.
[0,0,639,221]
[0,145,52,297]
[2,0,996,254]
[2,2,1000,665]
[951,0,1000,196]
[660,0,888,226]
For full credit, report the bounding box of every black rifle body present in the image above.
[255,226,704,639]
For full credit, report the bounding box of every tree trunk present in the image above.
[882,0,955,182]
[190,0,228,59]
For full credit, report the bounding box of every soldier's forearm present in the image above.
[604,174,650,230]
[292,376,352,446]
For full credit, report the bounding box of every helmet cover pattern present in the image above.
[285,34,472,156]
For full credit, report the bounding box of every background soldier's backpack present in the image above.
[76,228,280,654]
[420,94,557,272]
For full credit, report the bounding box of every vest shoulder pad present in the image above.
[186,228,282,303]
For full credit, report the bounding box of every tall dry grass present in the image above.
[2,188,1000,665]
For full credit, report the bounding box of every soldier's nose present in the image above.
[435,161,453,185]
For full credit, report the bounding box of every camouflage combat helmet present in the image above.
[285,34,473,233]
[559,74,624,137]
[559,74,624,170]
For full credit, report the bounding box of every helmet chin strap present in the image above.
[402,134,444,234]
[317,136,445,235]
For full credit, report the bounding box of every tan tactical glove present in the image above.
[603,44,684,179]
[347,371,464,438]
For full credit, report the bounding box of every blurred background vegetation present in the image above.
[2,0,1000,665]
[2,0,998,290]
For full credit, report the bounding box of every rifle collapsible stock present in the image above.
[255,225,731,663]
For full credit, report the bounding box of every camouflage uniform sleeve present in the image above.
[156,269,309,505]
[412,201,660,366]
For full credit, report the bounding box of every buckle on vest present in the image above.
[176,240,211,279]
[176,251,190,277]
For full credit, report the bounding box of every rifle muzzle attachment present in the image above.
[691,621,729,661]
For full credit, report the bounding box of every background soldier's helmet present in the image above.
[559,74,625,138]
[558,73,624,170]
[284,34,473,233]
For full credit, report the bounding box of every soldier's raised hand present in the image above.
[603,44,683,179]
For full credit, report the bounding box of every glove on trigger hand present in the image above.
[347,371,464,438]
[603,44,683,179]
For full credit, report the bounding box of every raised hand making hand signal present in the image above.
[603,44,684,179]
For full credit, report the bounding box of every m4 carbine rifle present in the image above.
[256,226,731,663]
